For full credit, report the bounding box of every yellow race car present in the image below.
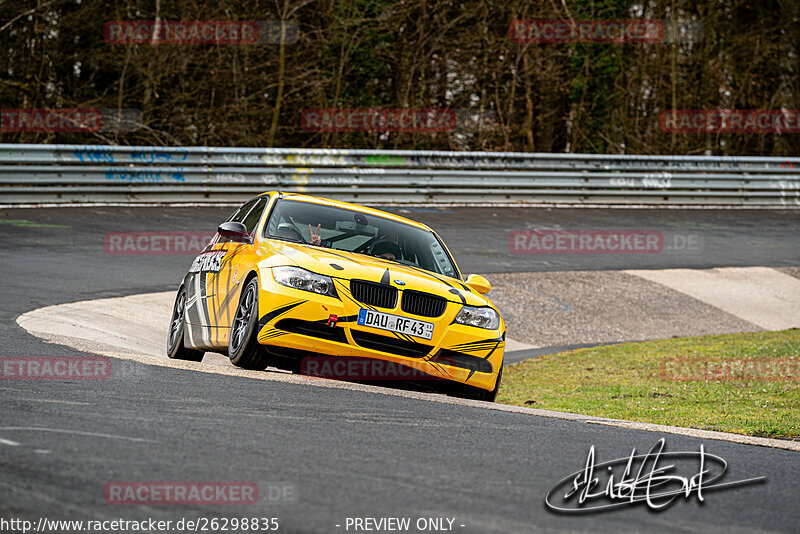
[167,192,504,401]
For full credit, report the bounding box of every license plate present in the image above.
[357,309,434,341]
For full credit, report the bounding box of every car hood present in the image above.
[265,240,488,306]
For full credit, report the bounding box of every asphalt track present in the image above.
[2,206,800,533]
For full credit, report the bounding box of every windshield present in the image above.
[265,199,459,279]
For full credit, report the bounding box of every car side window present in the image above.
[216,197,262,245]
[228,198,259,224]
[241,197,269,235]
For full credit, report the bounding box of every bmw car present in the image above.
[167,192,505,401]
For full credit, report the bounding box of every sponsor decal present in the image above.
[327,314,339,327]
[188,250,227,273]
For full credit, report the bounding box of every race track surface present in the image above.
[2,206,800,533]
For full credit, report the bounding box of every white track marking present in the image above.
[0,427,154,443]
[10,397,91,406]
[0,438,20,446]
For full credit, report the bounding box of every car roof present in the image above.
[257,191,433,232]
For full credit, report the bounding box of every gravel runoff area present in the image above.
[20,267,796,357]
[20,274,761,365]
[488,270,761,347]
[778,266,800,280]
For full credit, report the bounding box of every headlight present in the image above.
[454,305,500,330]
[272,266,338,298]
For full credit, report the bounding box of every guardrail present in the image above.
[1,143,799,206]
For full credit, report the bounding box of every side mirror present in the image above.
[218,221,251,243]
[465,274,491,295]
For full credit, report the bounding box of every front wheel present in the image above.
[453,366,502,402]
[167,286,204,362]
[480,366,502,403]
[228,277,270,370]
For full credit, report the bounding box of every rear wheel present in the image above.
[229,277,270,370]
[167,286,204,362]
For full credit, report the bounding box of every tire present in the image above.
[228,277,270,370]
[167,286,205,362]
[479,366,503,403]
[454,365,502,402]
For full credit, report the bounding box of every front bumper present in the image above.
[256,273,504,392]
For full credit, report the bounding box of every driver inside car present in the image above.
[371,240,402,261]
[308,223,324,246]
[275,222,330,248]
[307,224,401,261]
